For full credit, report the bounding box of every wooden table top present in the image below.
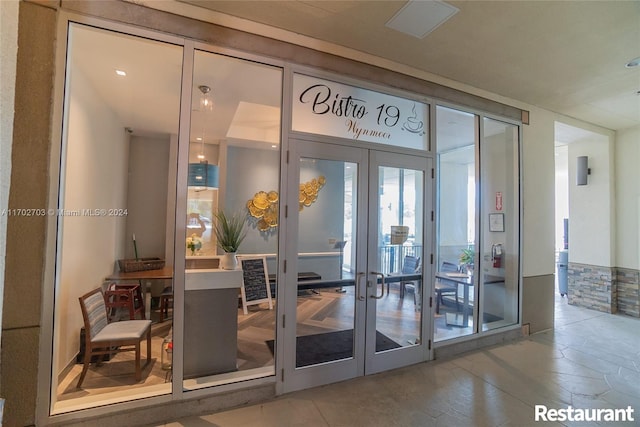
[105,266,173,281]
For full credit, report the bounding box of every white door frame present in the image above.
[281,139,434,393]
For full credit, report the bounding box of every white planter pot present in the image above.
[220,252,237,270]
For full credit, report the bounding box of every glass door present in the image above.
[282,140,431,392]
[365,150,430,374]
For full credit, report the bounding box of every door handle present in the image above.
[356,272,366,301]
[370,272,385,299]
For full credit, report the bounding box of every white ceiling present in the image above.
[177,0,640,132]
[71,1,639,156]
[71,24,282,147]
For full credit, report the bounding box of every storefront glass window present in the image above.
[182,50,282,391]
[435,106,521,342]
[51,23,182,412]
[435,106,478,341]
[480,118,520,331]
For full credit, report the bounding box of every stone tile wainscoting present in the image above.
[617,267,640,317]
[568,263,640,317]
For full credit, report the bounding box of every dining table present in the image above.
[105,267,174,319]
[435,271,504,328]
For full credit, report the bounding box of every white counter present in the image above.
[185,268,243,291]
[184,268,242,377]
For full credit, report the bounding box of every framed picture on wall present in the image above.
[489,213,504,232]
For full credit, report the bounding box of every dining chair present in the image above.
[103,282,145,322]
[398,255,421,300]
[159,285,173,322]
[435,261,460,314]
[77,287,152,388]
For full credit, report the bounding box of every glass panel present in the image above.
[296,158,357,367]
[183,51,282,389]
[435,106,478,342]
[481,118,520,331]
[52,23,182,412]
[292,74,429,151]
[375,166,423,350]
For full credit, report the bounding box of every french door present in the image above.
[282,140,433,392]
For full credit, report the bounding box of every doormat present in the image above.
[266,329,401,367]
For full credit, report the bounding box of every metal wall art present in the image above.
[247,175,325,231]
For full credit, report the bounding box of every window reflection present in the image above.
[182,50,282,390]
[52,24,182,412]
[435,107,520,342]
[435,106,478,341]
[481,118,520,331]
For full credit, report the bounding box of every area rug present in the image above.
[267,329,401,367]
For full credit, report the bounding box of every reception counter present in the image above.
[184,268,242,379]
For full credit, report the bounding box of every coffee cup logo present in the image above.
[402,103,425,135]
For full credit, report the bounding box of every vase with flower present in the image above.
[186,234,202,256]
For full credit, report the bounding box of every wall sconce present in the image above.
[188,161,219,190]
[576,156,591,186]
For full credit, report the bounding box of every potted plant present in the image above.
[459,247,475,274]
[212,210,247,270]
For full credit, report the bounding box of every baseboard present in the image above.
[434,327,523,360]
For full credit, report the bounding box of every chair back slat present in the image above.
[80,289,108,340]
[402,255,420,274]
[441,261,459,272]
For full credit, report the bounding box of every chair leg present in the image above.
[77,344,91,388]
[135,342,141,381]
[146,328,151,366]
[160,295,171,322]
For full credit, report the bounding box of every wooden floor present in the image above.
[56,283,431,404]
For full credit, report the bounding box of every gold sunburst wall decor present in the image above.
[247,175,325,231]
[247,190,279,231]
[298,175,325,211]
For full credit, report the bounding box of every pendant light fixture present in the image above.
[188,85,219,190]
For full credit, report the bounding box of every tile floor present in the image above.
[155,295,640,426]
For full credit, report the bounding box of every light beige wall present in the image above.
[55,67,130,375]
[0,1,19,389]
[125,135,170,260]
[519,108,556,332]
[523,275,555,333]
[615,125,640,270]
[521,107,557,277]
[568,131,614,266]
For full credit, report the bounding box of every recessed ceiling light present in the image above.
[196,137,202,141]
[386,0,459,39]
[625,57,640,68]
[271,145,277,148]
[115,69,127,76]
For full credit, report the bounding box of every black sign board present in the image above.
[239,257,273,315]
